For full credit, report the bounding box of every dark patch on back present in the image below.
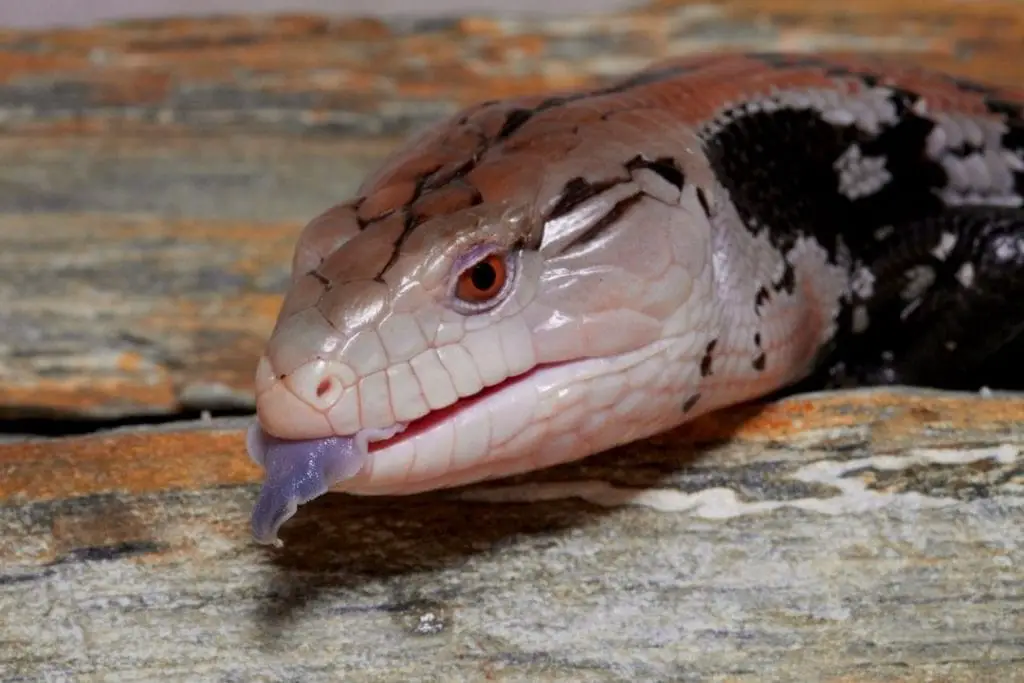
[682,393,701,413]
[702,100,947,267]
[795,205,1024,391]
[752,352,767,371]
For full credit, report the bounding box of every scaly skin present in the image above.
[250,52,1024,506]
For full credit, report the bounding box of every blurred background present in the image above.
[4,0,640,28]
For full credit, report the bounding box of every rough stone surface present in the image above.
[2,389,1023,681]
[1,1,1023,680]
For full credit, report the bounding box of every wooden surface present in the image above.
[1,1,1023,681]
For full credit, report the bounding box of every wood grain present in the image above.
[2,388,1023,681]
[1,0,1023,419]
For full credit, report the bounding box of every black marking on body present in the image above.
[368,158,492,280]
[625,155,686,190]
[374,211,420,282]
[352,196,371,230]
[993,99,1024,199]
[799,206,1024,390]
[421,159,477,194]
[754,285,771,316]
[546,176,623,221]
[751,332,766,371]
[702,95,946,265]
[699,339,717,377]
[696,187,713,218]
[309,269,331,289]
[545,155,689,252]
[498,108,535,139]
[682,393,701,413]
[695,73,1024,390]
[772,261,796,295]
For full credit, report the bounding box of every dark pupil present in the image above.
[470,261,497,291]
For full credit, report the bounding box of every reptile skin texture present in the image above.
[245,52,1024,545]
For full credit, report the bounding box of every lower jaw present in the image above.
[247,362,568,522]
[250,347,674,524]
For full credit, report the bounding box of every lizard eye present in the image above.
[449,246,517,313]
[457,254,506,301]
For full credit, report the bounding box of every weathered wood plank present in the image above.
[2,388,1022,680]
[1,0,1023,419]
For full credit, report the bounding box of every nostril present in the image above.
[282,358,355,411]
[316,377,336,399]
[306,373,345,408]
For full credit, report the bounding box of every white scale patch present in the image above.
[700,85,902,138]
[701,84,1022,210]
[931,231,957,261]
[773,86,900,135]
[925,112,1024,208]
[991,234,1024,263]
[834,144,892,199]
[901,265,936,301]
[852,304,870,333]
[956,261,976,288]
[873,225,895,241]
[850,265,876,299]
[784,235,851,342]
[900,264,936,319]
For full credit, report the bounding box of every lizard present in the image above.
[243,51,1024,545]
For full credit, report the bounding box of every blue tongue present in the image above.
[247,426,366,546]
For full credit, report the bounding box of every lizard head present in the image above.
[247,102,716,543]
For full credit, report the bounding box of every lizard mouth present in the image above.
[365,362,556,453]
[247,362,558,546]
